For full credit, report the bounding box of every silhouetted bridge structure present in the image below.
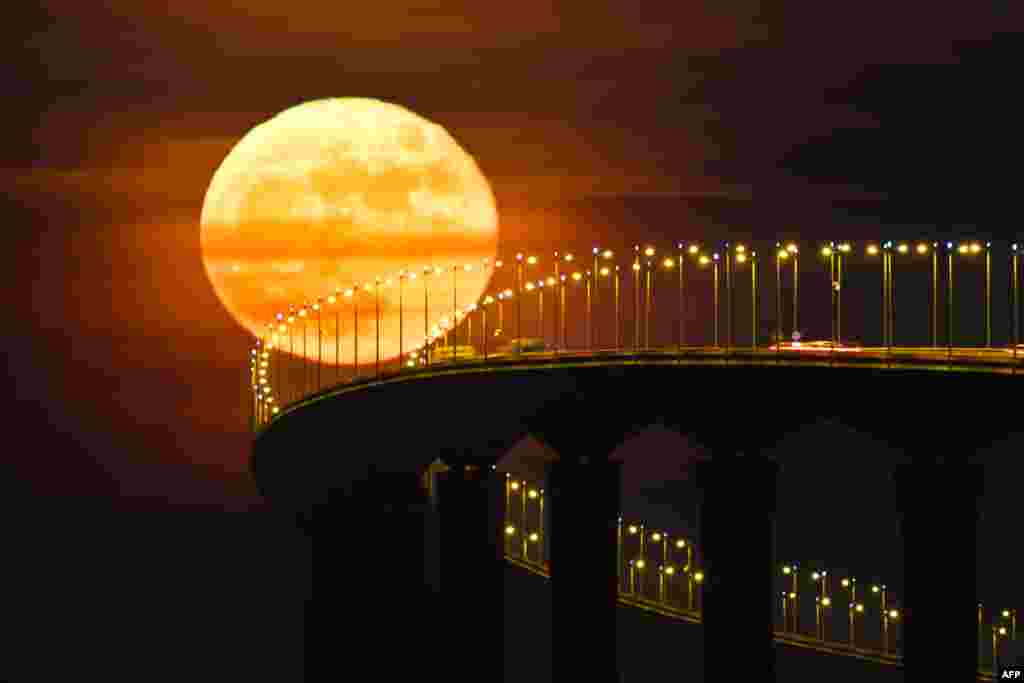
[250,240,1021,682]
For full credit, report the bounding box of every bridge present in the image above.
[249,240,1021,682]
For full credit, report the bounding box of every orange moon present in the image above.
[200,98,499,365]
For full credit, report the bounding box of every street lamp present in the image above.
[313,298,322,391]
[733,247,757,348]
[782,563,799,632]
[298,303,309,394]
[947,242,987,353]
[1012,244,1021,359]
[812,570,829,640]
[633,246,641,351]
[850,601,865,648]
[787,243,800,336]
[643,246,655,349]
[599,249,614,349]
[699,253,721,347]
[776,246,787,347]
[1001,608,1017,641]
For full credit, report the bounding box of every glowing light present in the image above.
[632,262,641,271]
[572,272,582,281]
[663,258,675,268]
[897,244,909,254]
[528,489,538,499]
[970,243,981,254]
[916,243,928,254]
[603,249,614,259]
[787,244,798,253]
[636,559,646,569]
[600,267,610,276]
[735,244,746,253]
[564,254,574,262]
[527,256,537,265]
[856,604,864,613]
[699,256,710,265]
[822,597,832,607]
[839,243,851,252]
[778,249,789,259]
[510,482,519,491]
[694,572,704,583]
[688,245,699,255]
[651,533,662,542]
[867,245,879,255]
[958,244,969,254]
[736,253,747,263]
[644,246,655,257]
[841,578,850,588]
[889,610,899,619]
[665,566,676,575]
[529,532,539,542]
[628,525,638,534]
[676,539,686,549]
[782,566,792,575]
[505,525,516,535]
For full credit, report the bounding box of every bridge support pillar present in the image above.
[546,457,622,683]
[894,463,983,683]
[311,471,430,681]
[696,456,778,682]
[437,461,505,676]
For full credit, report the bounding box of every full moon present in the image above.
[200,98,499,365]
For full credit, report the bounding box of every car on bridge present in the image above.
[767,340,864,352]
[493,338,548,355]
[422,344,479,364]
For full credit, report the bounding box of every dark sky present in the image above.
[5,2,1024,510]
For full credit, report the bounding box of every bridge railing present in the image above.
[248,240,1022,429]
[495,471,1017,679]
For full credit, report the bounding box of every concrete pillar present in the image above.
[696,456,778,682]
[437,462,505,676]
[894,463,983,683]
[546,457,622,683]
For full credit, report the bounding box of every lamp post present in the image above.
[948,242,985,351]
[592,247,600,347]
[586,271,593,349]
[677,243,686,350]
[299,304,308,394]
[541,279,554,345]
[525,281,537,338]
[883,606,899,654]
[931,243,940,347]
[823,244,837,347]
[599,249,614,348]
[516,254,524,354]
[708,253,721,347]
[643,246,655,349]
[985,242,992,347]
[482,295,494,359]
[733,246,755,347]
[725,243,733,351]
[782,563,799,633]
[995,625,1009,676]
[374,277,382,378]
[812,570,829,640]
[599,266,613,349]
[787,243,800,337]
[1001,608,1017,641]
[633,246,641,351]
[314,298,322,391]
[850,601,865,648]
[776,246,786,348]
[1012,244,1020,359]
[329,292,340,382]
[570,271,584,348]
